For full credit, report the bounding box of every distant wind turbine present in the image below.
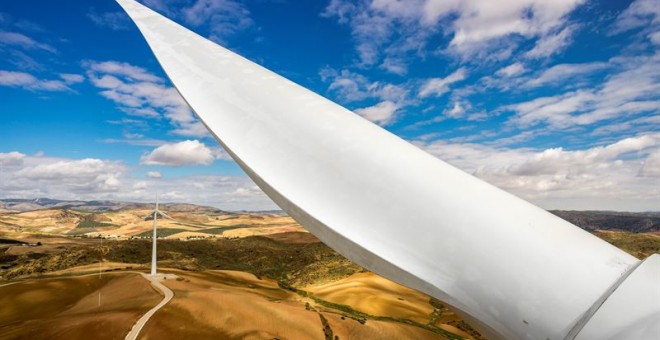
[145,192,170,276]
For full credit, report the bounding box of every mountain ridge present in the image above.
[1,198,658,233]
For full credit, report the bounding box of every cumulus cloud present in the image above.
[612,0,660,48]
[613,0,660,34]
[140,140,216,166]
[0,152,274,211]
[445,1,583,49]
[0,31,55,52]
[85,60,208,137]
[639,152,660,177]
[86,60,162,83]
[0,151,26,167]
[323,0,584,64]
[87,8,130,31]
[506,54,660,128]
[10,157,125,194]
[524,62,608,88]
[322,0,397,66]
[419,68,466,98]
[126,0,255,44]
[496,62,526,77]
[182,0,253,43]
[0,70,74,91]
[414,133,660,211]
[380,57,408,75]
[431,102,488,126]
[354,100,399,125]
[320,67,411,115]
[443,101,466,119]
[321,68,371,102]
[59,73,84,84]
[133,181,148,190]
[147,171,162,179]
[650,31,660,45]
[525,25,576,59]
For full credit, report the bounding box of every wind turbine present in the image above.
[119,1,659,338]
[145,192,170,276]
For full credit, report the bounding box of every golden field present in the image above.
[1,204,657,340]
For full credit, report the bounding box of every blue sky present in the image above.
[0,0,658,211]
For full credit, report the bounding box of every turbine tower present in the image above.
[146,192,170,276]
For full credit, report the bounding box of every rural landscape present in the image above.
[1,0,658,338]
[1,198,658,340]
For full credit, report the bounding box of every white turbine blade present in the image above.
[143,209,171,221]
[117,1,654,339]
[154,210,171,220]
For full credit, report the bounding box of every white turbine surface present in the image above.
[118,1,659,339]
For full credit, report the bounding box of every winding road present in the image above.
[124,273,175,340]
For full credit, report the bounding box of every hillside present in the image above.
[0,198,230,214]
[0,204,296,241]
[1,199,659,340]
[550,210,660,232]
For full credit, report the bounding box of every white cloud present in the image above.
[321,67,410,110]
[87,9,130,31]
[419,67,466,98]
[86,61,162,83]
[354,100,399,125]
[323,0,584,63]
[133,181,148,190]
[507,54,660,128]
[650,31,660,45]
[59,73,84,84]
[525,62,607,88]
[639,152,660,177]
[0,151,26,167]
[0,31,55,52]
[0,70,73,91]
[447,1,584,49]
[321,68,370,102]
[507,90,594,127]
[371,82,409,103]
[322,0,443,67]
[380,57,408,75]
[613,0,660,33]
[591,115,660,136]
[17,158,121,180]
[444,101,465,118]
[525,25,576,59]
[140,140,216,166]
[85,60,208,137]
[11,157,125,194]
[141,0,173,16]
[414,133,660,211]
[612,0,660,48]
[0,152,275,211]
[147,171,162,179]
[496,62,526,77]
[415,100,487,125]
[323,0,397,66]
[182,0,253,43]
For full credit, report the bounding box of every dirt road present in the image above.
[124,273,176,340]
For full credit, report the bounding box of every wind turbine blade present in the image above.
[117,0,656,339]
[155,210,172,220]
